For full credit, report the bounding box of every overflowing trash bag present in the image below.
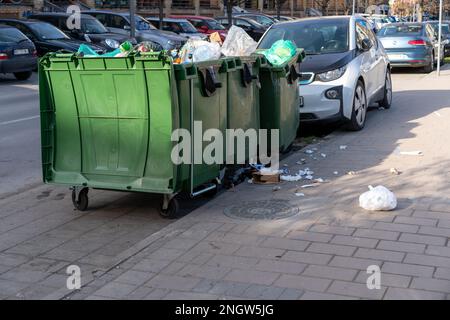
[359,185,397,211]
[261,40,297,66]
[221,26,258,57]
[176,39,221,64]
[77,41,133,57]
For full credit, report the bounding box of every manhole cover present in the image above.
[223,199,299,220]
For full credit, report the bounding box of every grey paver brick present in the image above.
[146,248,185,261]
[0,279,30,296]
[418,226,450,238]
[188,241,241,256]
[384,287,445,300]
[434,267,450,280]
[308,225,355,236]
[125,286,154,300]
[282,251,332,265]
[373,222,419,233]
[354,271,411,288]
[382,262,434,277]
[242,284,285,299]
[437,219,450,229]
[145,274,201,291]
[224,269,280,286]
[353,228,399,241]
[274,274,332,292]
[143,288,170,299]
[234,246,285,260]
[278,288,304,300]
[163,290,218,300]
[354,248,405,262]
[193,280,250,297]
[177,264,230,280]
[330,235,378,248]
[425,245,450,258]
[93,282,137,299]
[394,216,437,227]
[302,265,358,281]
[377,240,426,254]
[259,237,309,252]
[254,259,306,275]
[131,259,171,273]
[329,256,382,271]
[404,253,450,268]
[300,291,359,300]
[307,242,356,257]
[114,270,155,286]
[205,254,258,269]
[398,233,446,246]
[410,277,450,293]
[286,230,333,243]
[162,238,200,251]
[327,280,385,299]
[413,210,450,221]
[0,268,49,283]
[206,232,264,246]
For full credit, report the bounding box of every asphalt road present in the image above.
[0,72,41,198]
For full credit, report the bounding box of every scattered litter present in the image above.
[221,25,257,57]
[272,186,281,192]
[400,150,423,156]
[305,149,314,154]
[339,145,347,150]
[434,111,442,117]
[312,157,318,160]
[390,168,400,175]
[347,171,357,175]
[378,107,385,110]
[283,164,289,167]
[281,175,302,182]
[260,39,297,66]
[312,147,318,151]
[321,153,327,158]
[247,178,253,184]
[300,184,316,188]
[294,192,305,197]
[333,171,339,175]
[314,178,325,183]
[359,185,397,211]
[252,171,280,184]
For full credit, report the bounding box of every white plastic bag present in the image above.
[192,41,221,62]
[359,185,397,211]
[221,25,257,57]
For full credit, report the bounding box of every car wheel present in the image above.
[347,80,367,131]
[423,54,434,73]
[13,71,32,81]
[379,69,392,109]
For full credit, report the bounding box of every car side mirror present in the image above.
[361,38,372,51]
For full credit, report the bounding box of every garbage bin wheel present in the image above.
[71,188,89,211]
[159,197,179,219]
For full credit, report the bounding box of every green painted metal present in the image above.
[39,52,228,195]
[258,49,305,152]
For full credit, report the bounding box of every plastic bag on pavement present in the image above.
[261,39,297,66]
[221,25,257,57]
[359,185,397,211]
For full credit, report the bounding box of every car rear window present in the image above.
[0,27,29,43]
[378,25,423,37]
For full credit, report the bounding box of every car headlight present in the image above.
[105,39,120,49]
[316,66,347,82]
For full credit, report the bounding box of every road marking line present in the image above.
[0,115,40,125]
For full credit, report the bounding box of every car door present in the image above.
[366,26,386,93]
[426,23,441,61]
[355,20,379,98]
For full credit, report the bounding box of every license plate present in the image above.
[14,49,29,55]
[299,96,304,108]
[389,54,407,60]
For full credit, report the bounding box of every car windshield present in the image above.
[135,16,156,30]
[81,18,108,34]
[378,25,423,37]
[28,22,69,40]
[431,23,450,35]
[0,27,29,43]
[178,21,197,33]
[205,19,226,30]
[259,19,349,55]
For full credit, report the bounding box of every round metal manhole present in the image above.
[223,199,300,220]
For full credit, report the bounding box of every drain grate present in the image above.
[223,199,300,220]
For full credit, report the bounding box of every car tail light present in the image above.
[408,39,427,46]
[0,53,8,60]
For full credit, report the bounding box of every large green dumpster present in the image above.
[225,55,262,164]
[258,49,305,152]
[39,52,229,217]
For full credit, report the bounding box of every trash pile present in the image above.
[359,185,397,211]
[75,26,298,66]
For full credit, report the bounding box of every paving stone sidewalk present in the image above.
[62,70,450,300]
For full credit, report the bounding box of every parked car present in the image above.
[378,22,444,72]
[28,13,133,51]
[170,15,227,41]
[271,16,295,22]
[0,19,104,56]
[83,11,186,50]
[146,17,206,40]
[0,24,37,80]
[428,21,450,57]
[258,16,392,131]
[216,17,266,41]
[233,13,277,27]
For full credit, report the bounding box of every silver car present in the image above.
[258,16,392,131]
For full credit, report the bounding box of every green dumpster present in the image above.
[225,55,262,164]
[258,49,305,152]
[39,52,229,218]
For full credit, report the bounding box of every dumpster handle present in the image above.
[198,66,222,97]
[241,63,254,87]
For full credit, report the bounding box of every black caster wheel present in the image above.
[159,197,180,219]
[71,187,89,211]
